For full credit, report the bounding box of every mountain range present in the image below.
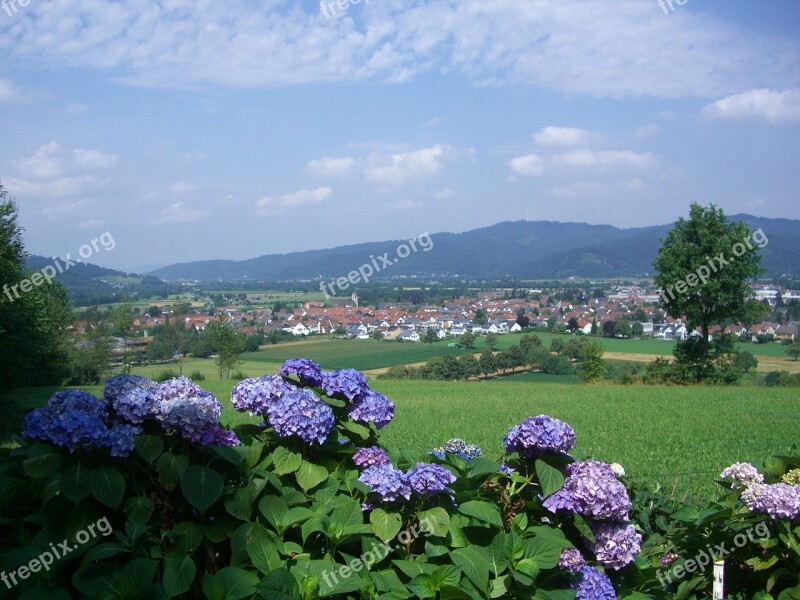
[148,215,800,282]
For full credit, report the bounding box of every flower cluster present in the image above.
[322,368,369,401]
[570,566,616,600]
[720,462,765,490]
[782,469,800,486]
[231,375,296,416]
[406,463,456,496]
[588,522,642,571]
[112,387,161,424]
[104,374,158,403]
[353,446,391,469]
[504,415,576,459]
[279,358,324,387]
[431,438,482,461]
[348,391,395,429]
[358,464,411,503]
[558,548,586,573]
[544,461,632,522]
[157,376,207,401]
[266,389,335,445]
[741,483,800,520]
[159,392,222,438]
[658,552,680,567]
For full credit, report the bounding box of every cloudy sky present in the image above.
[1,0,798,271]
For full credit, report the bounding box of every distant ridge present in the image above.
[148,215,800,281]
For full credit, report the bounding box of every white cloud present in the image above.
[77,219,106,229]
[365,144,455,186]
[433,187,455,200]
[3,175,103,199]
[0,79,25,103]
[548,181,605,198]
[509,154,545,177]
[151,202,210,224]
[702,89,800,123]
[73,149,119,170]
[553,149,655,170]
[40,198,96,216]
[170,181,196,194]
[306,156,355,177]
[12,141,64,179]
[533,126,590,147]
[256,186,332,217]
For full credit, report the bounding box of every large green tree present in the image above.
[653,203,763,361]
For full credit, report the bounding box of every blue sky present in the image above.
[0,0,798,272]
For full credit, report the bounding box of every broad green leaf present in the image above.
[407,574,438,598]
[450,547,490,592]
[134,435,163,464]
[23,453,64,479]
[124,496,153,524]
[467,457,501,478]
[295,461,328,492]
[163,552,196,597]
[458,500,504,528]
[203,567,259,600]
[524,536,565,570]
[91,467,126,509]
[157,451,189,491]
[418,507,450,538]
[370,508,403,543]
[181,465,224,513]
[255,567,300,600]
[271,447,302,476]
[259,495,289,531]
[62,463,92,503]
[535,459,565,498]
[247,524,284,575]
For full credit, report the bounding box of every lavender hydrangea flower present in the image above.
[570,566,616,600]
[504,415,576,459]
[587,522,642,570]
[113,387,160,424]
[430,447,446,459]
[22,391,110,453]
[499,463,516,475]
[353,446,391,469]
[558,548,586,573]
[406,463,456,496]
[104,423,142,457]
[231,375,296,415]
[189,424,241,447]
[348,391,395,429]
[322,368,369,401]
[157,377,207,401]
[543,460,632,522]
[266,389,335,445]
[159,393,222,438]
[720,462,765,490]
[279,358,324,387]
[103,374,158,403]
[659,552,680,567]
[741,483,800,520]
[358,464,411,503]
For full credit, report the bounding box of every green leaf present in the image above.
[331,500,366,534]
[432,565,461,588]
[295,461,328,492]
[79,542,126,570]
[525,536,566,570]
[341,419,371,439]
[134,434,164,464]
[124,496,154,524]
[116,558,158,595]
[157,451,189,490]
[450,547,490,593]
[458,500,504,528]
[535,459,565,498]
[418,507,450,538]
[259,495,289,531]
[247,524,284,575]
[213,445,248,465]
[467,457,501,478]
[181,465,224,513]
[163,552,196,597]
[515,558,540,581]
[62,463,92,503]
[203,567,259,600]
[408,574,438,598]
[226,485,257,521]
[23,453,64,478]
[370,508,403,543]
[91,467,126,509]
[272,447,303,476]
[255,567,300,600]
[164,522,204,553]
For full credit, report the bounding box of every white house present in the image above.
[399,330,420,342]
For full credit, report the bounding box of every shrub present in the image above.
[190,369,206,381]
[155,368,180,382]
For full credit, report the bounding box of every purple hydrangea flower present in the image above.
[587,522,642,570]
[353,446,391,469]
[558,548,586,573]
[279,358,324,387]
[322,368,369,401]
[348,391,395,429]
[157,377,207,401]
[113,387,160,424]
[504,415,576,458]
[570,566,617,600]
[103,374,158,403]
[406,463,456,496]
[720,462,764,490]
[189,424,241,447]
[104,423,142,457]
[159,392,222,438]
[430,447,446,459]
[359,464,411,503]
[266,389,335,445]
[231,375,296,415]
[659,552,680,567]
[543,460,631,522]
[741,483,800,520]
[22,391,109,453]
[499,463,516,475]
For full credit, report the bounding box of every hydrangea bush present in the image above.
[20,358,781,598]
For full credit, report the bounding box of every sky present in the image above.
[0,0,798,272]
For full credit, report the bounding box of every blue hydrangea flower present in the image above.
[358,464,411,503]
[499,463,516,475]
[157,376,207,401]
[570,566,616,599]
[322,368,369,401]
[741,483,800,520]
[406,463,456,496]
[543,460,631,523]
[104,423,142,457]
[266,389,335,445]
[189,424,241,447]
[279,358,324,387]
[558,548,586,573]
[103,374,158,403]
[159,392,222,438]
[353,446,391,469]
[445,438,467,455]
[504,415,576,458]
[231,375,296,415]
[22,391,109,453]
[588,522,642,570]
[348,390,395,429]
[430,447,446,459]
[113,387,160,424]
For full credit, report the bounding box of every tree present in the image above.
[479,349,496,379]
[244,335,262,352]
[207,319,244,379]
[549,338,565,354]
[567,317,579,332]
[631,322,644,337]
[371,330,385,342]
[577,341,606,383]
[590,319,599,335]
[460,332,476,349]
[602,321,616,338]
[787,343,800,362]
[423,329,438,344]
[458,354,480,380]
[485,332,498,350]
[735,351,758,372]
[516,309,530,329]
[473,309,487,325]
[112,298,136,373]
[653,203,763,366]
[614,320,632,338]
[147,305,163,317]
